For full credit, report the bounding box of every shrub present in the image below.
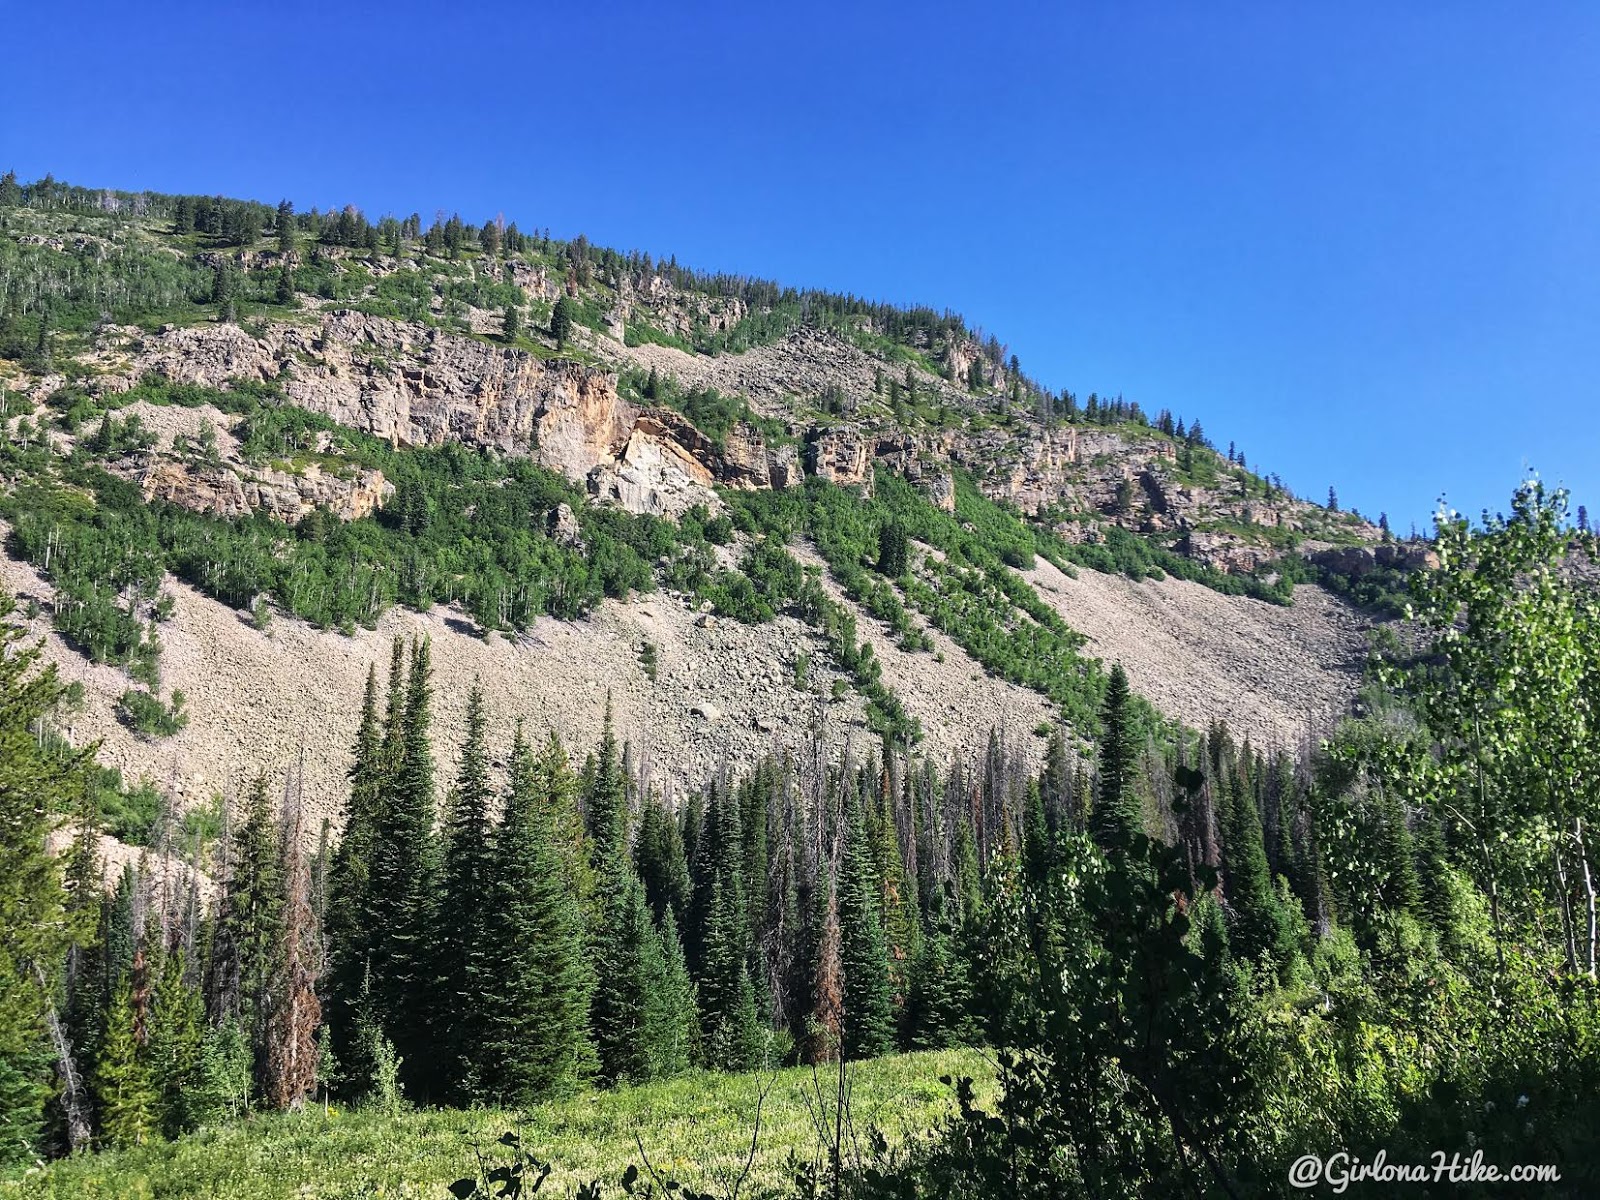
[115,687,189,738]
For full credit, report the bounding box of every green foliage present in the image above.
[14,1049,991,1198]
[114,687,188,738]
[483,733,594,1105]
[93,972,158,1150]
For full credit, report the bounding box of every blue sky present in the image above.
[5,2,1596,530]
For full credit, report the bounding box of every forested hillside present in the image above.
[2,175,1598,1198]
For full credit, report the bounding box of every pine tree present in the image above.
[1093,665,1141,849]
[0,591,96,1163]
[94,975,157,1149]
[433,683,496,1100]
[1217,756,1294,969]
[367,638,438,1093]
[590,867,665,1085]
[837,796,893,1060]
[325,665,383,1089]
[635,794,691,927]
[146,950,205,1137]
[551,296,575,348]
[276,202,295,256]
[872,779,919,1022]
[905,884,975,1049]
[1374,790,1422,919]
[876,520,910,577]
[210,775,283,1079]
[275,266,295,306]
[502,303,520,341]
[647,909,698,1078]
[584,695,627,870]
[484,733,593,1104]
[692,782,763,1070]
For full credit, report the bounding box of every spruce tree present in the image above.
[551,296,575,348]
[584,695,627,870]
[146,950,205,1137]
[433,683,496,1100]
[0,591,95,1163]
[635,794,691,927]
[1374,790,1423,919]
[648,909,698,1078]
[872,781,919,1021]
[484,732,593,1104]
[94,975,157,1149]
[692,781,763,1070]
[210,775,283,1078]
[1093,665,1141,850]
[367,637,438,1093]
[838,796,894,1060]
[906,883,975,1049]
[1218,758,1294,969]
[325,665,383,1090]
[590,867,665,1085]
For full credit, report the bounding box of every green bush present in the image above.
[114,688,189,738]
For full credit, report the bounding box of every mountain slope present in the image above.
[0,179,1395,836]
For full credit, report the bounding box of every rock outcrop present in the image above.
[139,458,392,525]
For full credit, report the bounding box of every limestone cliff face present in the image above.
[102,315,726,516]
[135,456,391,526]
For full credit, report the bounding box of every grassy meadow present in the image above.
[2,1049,993,1200]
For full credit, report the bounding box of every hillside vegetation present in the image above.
[5,175,1596,1200]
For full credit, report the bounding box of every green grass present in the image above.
[4,1049,992,1200]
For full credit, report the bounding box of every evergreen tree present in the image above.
[146,950,205,1137]
[590,867,666,1085]
[1093,665,1141,849]
[635,794,691,927]
[872,780,919,1021]
[210,775,283,1076]
[0,591,95,1164]
[276,201,295,256]
[838,796,894,1060]
[324,665,383,1086]
[94,975,156,1149]
[502,303,521,341]
[1374,790,1422,919]
[647,909,698,1078]
[367,638,438,1093]
[905,884,975,1049]
[433,683,496,1100]
[692,782,763,1070]
[1217,757,1294,969]
[584,695,627,869]
[484,733,593,1104]
[876,520,910,577]
[275,266,295,306]
[551,296,575,348]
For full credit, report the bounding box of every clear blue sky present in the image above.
[5,2,1596,531]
